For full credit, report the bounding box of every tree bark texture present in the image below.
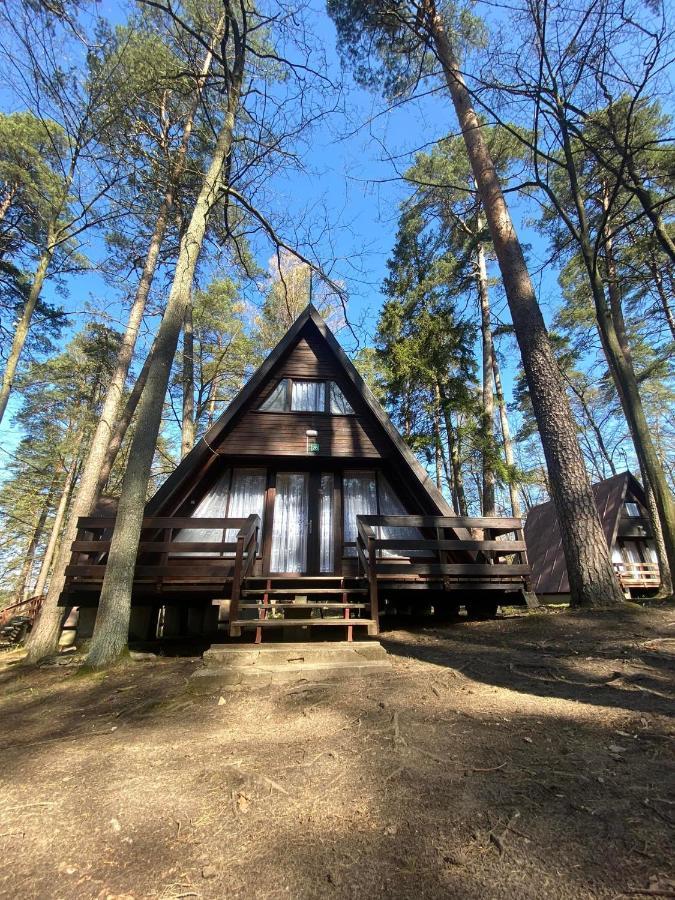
[438,383,468,516]
[639,458,673,597]
[86,72,242,668]
[180,299,195,458]
[425,0,624,606]
[0,242,54,424]
[13,478,55,602]
[33,437,83,598]
[94,340,154,496]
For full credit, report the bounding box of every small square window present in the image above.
[625,502,641,518]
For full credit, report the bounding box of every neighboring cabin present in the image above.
[62,305,531,644]
[524,471,661,602]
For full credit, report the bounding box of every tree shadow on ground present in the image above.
[0,607,673,899]
[380,606,675,718]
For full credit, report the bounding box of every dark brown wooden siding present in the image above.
[218,334,390,458]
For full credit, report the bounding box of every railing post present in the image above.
[367,533,379,636]
[157,525,171,594]
[229,530,245,638]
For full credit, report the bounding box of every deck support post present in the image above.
[229,532,245,638]
[367,535,379,636]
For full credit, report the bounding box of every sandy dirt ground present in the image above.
[0,605,673,900]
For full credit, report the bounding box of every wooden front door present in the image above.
[268,471,335,575]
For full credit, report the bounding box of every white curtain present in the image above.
[377,474,422,557]
[291,380,325,412]
[343,473,378,556]
[173,468,265,557]
[319,474,334,572]
[330,383,354,414]
[173,469,231,556]
[644,541,658,564]
[271,473,308,572]
[224,469,267,545]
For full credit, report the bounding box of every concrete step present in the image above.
[203,640,388,669]
[190,658,391,691]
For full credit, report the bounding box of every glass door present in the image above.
[270,473,309,573]
[268,472,335,574]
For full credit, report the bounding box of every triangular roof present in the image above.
[147,304,452,516]
[524,471,647,594]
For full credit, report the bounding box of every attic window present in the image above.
[257,379,354,414]
[259,379,289,411]
[625,502,641,518]
[292,380,325,411]
[330,383,354,415]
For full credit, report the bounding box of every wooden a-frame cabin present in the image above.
[61,305,532,644]
[525,471,661,601]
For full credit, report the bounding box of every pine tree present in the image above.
[328,0,625,606]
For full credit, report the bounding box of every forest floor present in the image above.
[0,604,674,900]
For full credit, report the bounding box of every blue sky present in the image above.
[2,0,664,486]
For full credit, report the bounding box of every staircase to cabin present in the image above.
[229,575,376,641]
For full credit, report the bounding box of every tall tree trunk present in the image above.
[32,436,84,598]
[13,477,56,602]
[0,238,54,423]
[597,198,675,585]
[639,458,673,598]
[25,30,223,663]
[433,403,443,491]
[613,145,675,268]
[86,63,243,668]
[180,299,195,458]
[566,381,617,478]
[0,185,16,223]
[648,256,675,342]
[204,334,223,428]
[434,383,453,498]
[95,340,155,497]
[424,0,624,607]
[476,221,496,515]
[438,384,467,516]
[491,347,522,518]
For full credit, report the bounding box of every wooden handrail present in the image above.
[76,516,253,530]
[66,516,262,591]
[357,514,524,529]
[613,561,660,586]
[354,514,531,610]
[228,515,260,632]
[0,594,44,628]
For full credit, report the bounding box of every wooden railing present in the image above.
[64,515,260,598]
[356,515,531,631]
[613,561,660,588]
[228,515,260,624]
[0,594,44,628]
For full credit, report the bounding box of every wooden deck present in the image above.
[613,561,660,591]
[61,514,532,639]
